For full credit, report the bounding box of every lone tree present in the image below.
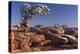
[20,3,50,31]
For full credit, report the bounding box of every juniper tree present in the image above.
[20,3,50,30]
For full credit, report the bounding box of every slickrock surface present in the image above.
[9,26,78,53]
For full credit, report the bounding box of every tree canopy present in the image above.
[21,3,50,19]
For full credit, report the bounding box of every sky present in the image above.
[10,1,78,27]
